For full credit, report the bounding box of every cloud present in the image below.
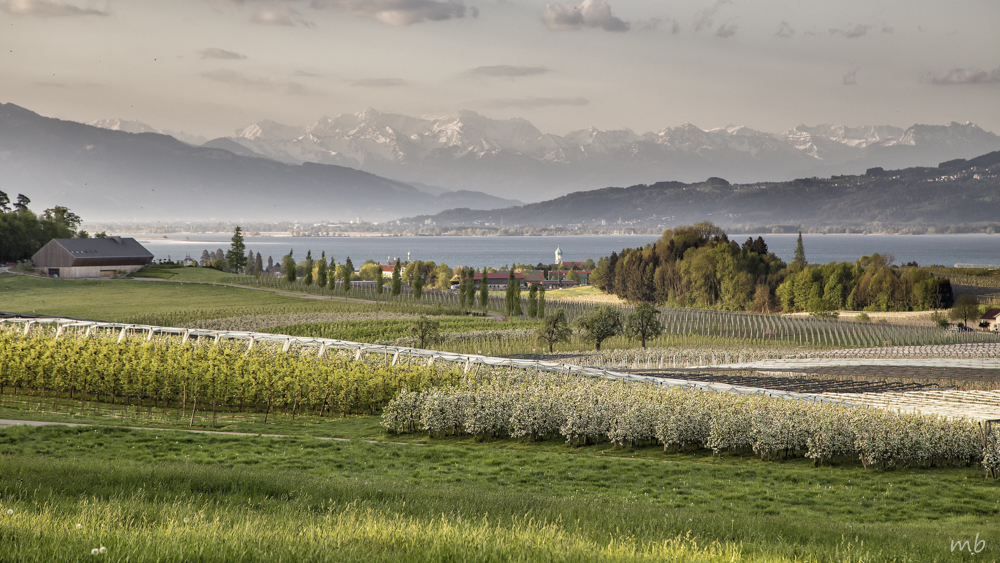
[252,4,313,26]
[0,0,107,17]
[694,0,729,32]
[465,65,549,78]
[775,21,793,38]
[881,24,893,33]
[200,47,247,60]
[715,23,736,38]
[635,17,678,33]
[353,78,406,87]
[310,0,468,26]
[929,66,1000,85]
[843,68,858,86]
[540,0,629,32]
[484,96,589,109]
[201,69,307,95]
[829,24,870,38]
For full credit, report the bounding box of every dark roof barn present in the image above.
[32,237,154,268]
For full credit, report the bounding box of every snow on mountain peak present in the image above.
[89,118,160,134]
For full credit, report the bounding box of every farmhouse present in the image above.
[979,309,1000,331]
[32,237,154,279]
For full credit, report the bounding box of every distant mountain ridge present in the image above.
[408,150,1000,230]
[207,109,1000,201]
[0,103,519,222]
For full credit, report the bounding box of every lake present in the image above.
[125,233,1000,269]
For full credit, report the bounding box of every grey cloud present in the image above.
[843,68,858,86]
[881,24,893,33]
[0,0,107,17]
[484,96,589,109]
[694,0,729,32]
[715,23,736,38]
[775,21,793,38]
[294,69,323,77]
[830,24,870,38]
[200,47,248,60]
[252,4,313,26]
[465,65,549,78]
[202,69,307,95]
[540,0,630,33]
[353,78,406,87]
[310,0,467,26]
[929,66,1000,85]
[635,17,679,34]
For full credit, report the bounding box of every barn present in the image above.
[31,237,154,279]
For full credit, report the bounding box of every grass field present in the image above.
[130,264,230,282]
[0,406,996,562]
[0,275,386,326]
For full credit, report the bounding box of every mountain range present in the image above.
[0,103,519,222]
[190,109,1000,202]
[407,150,1000,230]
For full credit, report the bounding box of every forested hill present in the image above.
[408,150,1000,231]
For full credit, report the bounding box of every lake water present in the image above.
[126,233,1000,269]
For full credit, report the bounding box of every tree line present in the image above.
[0,192,90,263]
[591,222,954,313]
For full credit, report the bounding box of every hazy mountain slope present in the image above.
[408,152,1000,229]
[0,103,495,222]
[223,109,1000,202]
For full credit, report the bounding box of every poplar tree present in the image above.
[283,249,296,283]
[458,268,468,309]
[376,266,385,295]
[316,251,328,288]
[479,267,489,311]
[513,276,523,317]
[343,256,354,292]
[537,285,546,318]
[528,283,538,318]
[792,231,807,270]
[303,250,314,286]
[505,270,516,317]
[466,268,476,307]
[413,269,424,299]
[392,258,402,296]
[254,253,263,277]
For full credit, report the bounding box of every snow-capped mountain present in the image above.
[89,118,208,146]
[217,110,1000,202]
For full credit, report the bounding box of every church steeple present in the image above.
[555,245,563,265]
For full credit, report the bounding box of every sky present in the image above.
[1,0,998,139]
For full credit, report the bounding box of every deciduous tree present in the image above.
[577,306,623,351]
[535,308,571,353]
[624,302,663,348]
[410,316,439,348]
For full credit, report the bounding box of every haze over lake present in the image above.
[129,234,1000,269]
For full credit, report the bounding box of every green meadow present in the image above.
[0,413,996,562]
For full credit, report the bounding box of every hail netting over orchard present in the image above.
[0,316,845,406]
